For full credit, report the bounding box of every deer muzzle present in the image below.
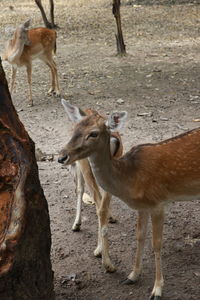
[58,154,70,164]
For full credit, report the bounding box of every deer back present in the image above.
[19,28,56,64]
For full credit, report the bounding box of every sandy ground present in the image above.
[0,0,200,299]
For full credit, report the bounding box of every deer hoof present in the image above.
[54,90,61,97]
[149,294,161,300]
[104,263,116,273]
[109,216,117,223]
[72,223,81,232]
[47,88,55,96]
[94,247,102,258]
[121,278,138,285]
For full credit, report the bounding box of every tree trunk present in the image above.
[112,0,126,55]
[0,59,54,299]
[35,0,53,29]
[49,0,55,28]
[35,0,58,29]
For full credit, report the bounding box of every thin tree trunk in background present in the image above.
[0,58,55,299]
[35,0,54,28]
[112,0,126,55]
[49,0,55,28]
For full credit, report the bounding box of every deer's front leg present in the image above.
[72,162,84,232]
[95,191,115,272]
[150,208,164,300]
[123,211,149,284]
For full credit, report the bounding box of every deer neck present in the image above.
[88,132,130,201]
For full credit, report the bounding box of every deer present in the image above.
[2,19,60,106]
[59,100,123,272]
[58,101,200,300]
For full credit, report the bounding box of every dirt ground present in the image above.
[0,0,200,299]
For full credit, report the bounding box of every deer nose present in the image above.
[58,155,68,164]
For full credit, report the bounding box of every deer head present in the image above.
[58,99,127,165]
[3,19,31,63]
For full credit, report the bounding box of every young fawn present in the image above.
[3,19,60,106]
[58,102,200,300]
[58,100,123,272]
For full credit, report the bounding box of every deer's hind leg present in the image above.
[78,160,102,254]
[78,159,114,271]
[43,54,60,97]
[79,159,116,222]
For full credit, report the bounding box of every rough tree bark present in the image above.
[112,0,126,55]
[35,0,57,29]
[0,58,55,299]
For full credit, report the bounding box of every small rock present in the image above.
[153,68,162,72]
[176,124,189,131]
[137,112,153,117]
[116,98,124,104]
[69,273,76,281]
[194,272,200,277]
[189,95,199,101]
[160,117,169,121]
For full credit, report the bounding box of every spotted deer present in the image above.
[58,100,123,272]
[58,102,200,300]
[2,19,60,106]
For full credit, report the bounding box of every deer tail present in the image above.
[53,30,57,56]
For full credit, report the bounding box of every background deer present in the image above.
[58,100,123,272]
[58,102,200,300]
[2,19,60,106]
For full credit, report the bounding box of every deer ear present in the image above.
[61,99,86,123]
[106,111,127,131]
[23,18,31,29]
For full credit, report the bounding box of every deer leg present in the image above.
[72,162,84,232]
[149,209,164,300]
[123,211,149,284]
[78,159,101,208]
[46,61,55,95]
[87,176,116,224]
[78,159,107,257]
[78,160,103,254]
[10,66,17,94]
[79,159,116,223]
[45,57,60,97]
[26,63,33,106]
[52,58,60,96]
[108,204,117,224]
[96,191,115,272]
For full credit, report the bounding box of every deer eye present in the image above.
[89,131,99,138]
